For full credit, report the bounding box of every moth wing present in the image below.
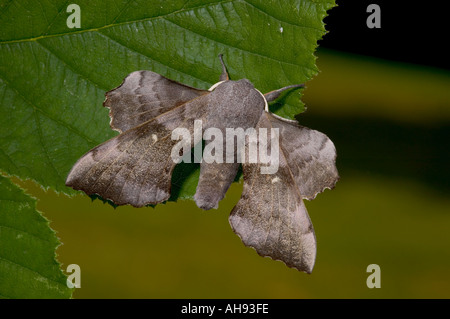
[267,112,339,200]
[229,111,338,273]
[66,94,209,207]
[104,71,208,133]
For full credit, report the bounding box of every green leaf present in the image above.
[0,0,335,198]
[0,175,72,298]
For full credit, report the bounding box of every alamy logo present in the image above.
[66,4,81,29]
[171,119,280,174]
[366,264,381,288]
[66,264,81,288]
[366,4,381,29]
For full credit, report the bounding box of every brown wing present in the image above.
[267,113,339,200]
[66,94,209,207]
[229,112,338,273]
[104,71,208,133]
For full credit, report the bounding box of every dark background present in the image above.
[320,1,448,70]
[308,1,450,197]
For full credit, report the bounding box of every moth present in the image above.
[66,55,339,273]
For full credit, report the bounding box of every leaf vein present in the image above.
[0,257,67,289]
[0,0,234,45]
[36,40,109,91]
[0,225,52,244]
[42,0,72,37]
[0,69,99,146]
[162,17,315,72]
[97,30,211,84]
[242,0,323,32]
[32,108,64,184]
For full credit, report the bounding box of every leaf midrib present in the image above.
[0,0,235,45]
[0,0,323,46]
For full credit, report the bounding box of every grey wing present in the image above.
[66,94,209,207]
[229,112,317,273]
[268,113,339,200]
[104,71,208,133]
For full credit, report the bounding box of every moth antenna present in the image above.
[218,54,229,81]
[264,84,304,103]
